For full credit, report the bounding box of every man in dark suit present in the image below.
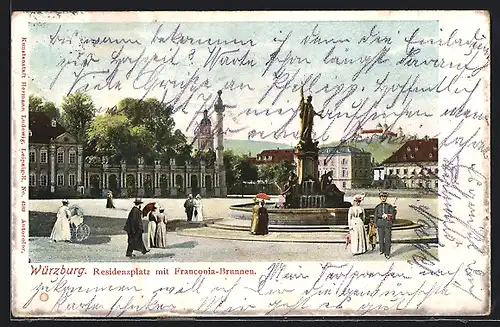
[374,191,397,259]
[123,198,150,257]
[184,194,194,222]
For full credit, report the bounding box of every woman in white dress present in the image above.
[50,199,72,242]
[192,194,204,222]
[147,205,158,248]
[347,194,368,255]
[155,207,168,248]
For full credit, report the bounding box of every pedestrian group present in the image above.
[347,191,396,259]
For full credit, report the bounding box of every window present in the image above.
[410,154,415,159]
[57,151,64,164]
[396,168,400,174]
[354,170,357,177]
[69,151,76,164]
[29,173,36,186]
[342,181,347,188]
[415,146,419,151]
[29,130,32,137]
[429,153,433,159]
[434,168,438,174]
[342,169,348,177]
[29,150,36,163]
[403,169,408,175]
[69,174,76,187]
[341,158,348,165]
[57,173,64,186]
[40,174,48,186]
[407,146,411,152]
[40,150,47,163]
[389,169,393,175]
[435,180,438,188]
[51,119,57,127]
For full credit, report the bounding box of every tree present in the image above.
[258,161,296,193]
[60,91,96,143]
[223,150,238,192]
[234,155,258,196]
[111,98,191,163]
[29,95,60,121]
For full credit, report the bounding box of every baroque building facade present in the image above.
[28,112,84,198]
[382,138,438,190]
[28,91,228,198]
[317,146,373,190]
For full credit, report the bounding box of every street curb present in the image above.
[176,229,438,244]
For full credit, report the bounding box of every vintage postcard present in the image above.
[11,11,490,317]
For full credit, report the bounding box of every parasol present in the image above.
[68,204,84,217]
[345,233,351,249]
[142,202,157,217]
[255,193,271,201]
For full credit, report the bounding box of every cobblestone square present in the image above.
[28,196,438,263]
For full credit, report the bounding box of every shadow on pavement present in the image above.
[79,235,112,245]
[129,252,175,260]
[166,241,198,249]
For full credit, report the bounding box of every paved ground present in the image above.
[27,196,438,262]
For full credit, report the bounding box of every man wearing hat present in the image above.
[123,199,149,257]
[374,191,397,259]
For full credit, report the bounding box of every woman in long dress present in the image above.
[347,194,368,255]
[155,207,168,248]
[192,194,204,222]
[256,200,269,235]
[106,191,115,209]
[250,198,259,235]
[147,206,158,248]
[50,199,72,242]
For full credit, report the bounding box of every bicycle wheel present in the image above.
[75,225,86,242]
[81,224,91,239]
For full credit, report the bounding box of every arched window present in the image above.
[29,172,36,186]
[40,172,48,186]
[57,172,65,186]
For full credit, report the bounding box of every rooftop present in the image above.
[29,112,67,144]
[318,146,366,155]
[383,138,438,164]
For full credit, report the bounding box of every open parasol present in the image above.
[142,202,157,217]
[255,192,271,201]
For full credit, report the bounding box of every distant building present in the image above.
[195,109,214,151]
[28,112,84,197]
[318,146,372,190]
[357,123,403,138]
[248,149,295,165]
[382,137,438,189]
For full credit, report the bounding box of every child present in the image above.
[367,216,377,250]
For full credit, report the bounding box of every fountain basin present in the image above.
[230,202,376,226]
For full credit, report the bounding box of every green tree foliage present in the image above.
[258,160,296,192]
[86,97,192,164]
[29,95,60,121]
[60,91,96,143]
[223,150,238,191]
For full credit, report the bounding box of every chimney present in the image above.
[51,118,57,127]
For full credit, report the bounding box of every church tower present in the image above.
[196,109,214,151]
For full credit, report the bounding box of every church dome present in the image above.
[200,110,211,126]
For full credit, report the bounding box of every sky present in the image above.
[28,20,439,145]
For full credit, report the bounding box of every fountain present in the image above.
[228,89,401,228]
